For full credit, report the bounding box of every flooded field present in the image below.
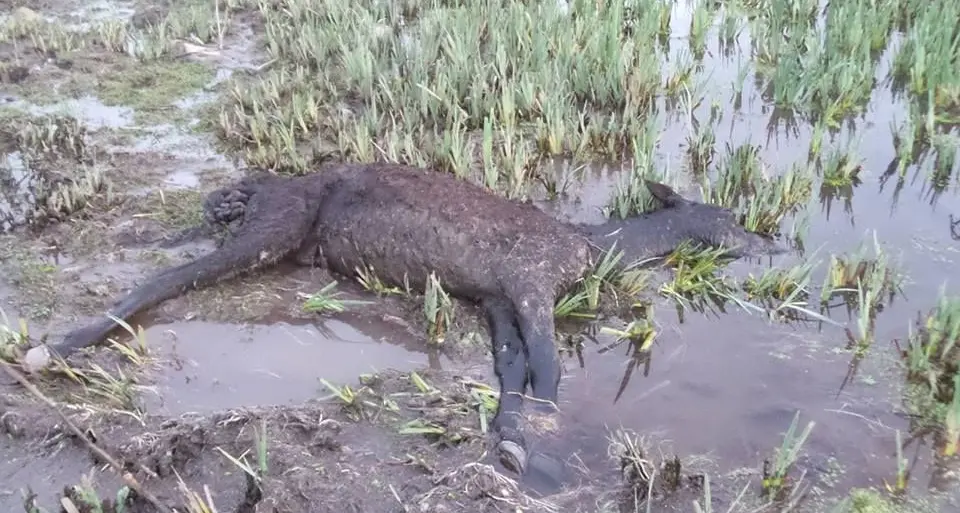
[2,0,960,512]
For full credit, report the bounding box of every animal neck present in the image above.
[577,209,693,267]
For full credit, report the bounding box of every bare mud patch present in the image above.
[1,368,628,513]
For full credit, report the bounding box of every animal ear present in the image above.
[644,180,687,207]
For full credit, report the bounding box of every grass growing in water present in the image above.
[659,242,740,320]
[899,291,960,456]
[761,411,816,502]
[700,143,814,236]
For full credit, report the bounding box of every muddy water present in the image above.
[141,314,451,416]
[528,4,960,499]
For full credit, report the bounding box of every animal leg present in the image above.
[480,296,529,474]
[510,290,562,411]
[35,182,319,365]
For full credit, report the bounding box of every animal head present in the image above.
[644,180,787,258]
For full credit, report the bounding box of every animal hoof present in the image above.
[22,345,52,373]
[526,452,567,492]
[497,439,527,475]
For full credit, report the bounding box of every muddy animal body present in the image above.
[29,162,784,475]
[301,165,593,402]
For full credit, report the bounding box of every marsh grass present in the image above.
[812,233,904,354]
[883,430,911,496]
[31,471,133,513]
[396,373,500,445]
[212,0,683,177]
[1,113,112,235]
[215,416,270,489]
[608,114,674,219]
[14,114,87,159]
[761,410,815,502]
[0,307,30,362]
[819,143,864,190]
[890,0,960,120]
[820,233,903,317]
[319,376,398,422]
[701,143,814,236]
[46,347,152,421]
[747,0,886,126]
[600,315,657,355]
[1,310,152,424]
[599,302,660,402]
[929,132,960,190]
[686,120,717,177]
[554,245,638,320]
[658,242,741,320]
[0,0,250,60]
[890,116,928,179]
[354,263,406,297]
[741,255,829,323]
[899,291,960,455]
[607,429,658,496]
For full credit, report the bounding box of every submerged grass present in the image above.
[820,232,904,320]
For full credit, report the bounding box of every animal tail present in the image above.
[48,185,319,359]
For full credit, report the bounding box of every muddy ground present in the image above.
[2,0,960,512]
[0,1,655,511]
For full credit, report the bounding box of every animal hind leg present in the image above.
[509,286,562,410]
[480,296,530,474]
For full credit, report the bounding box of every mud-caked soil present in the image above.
[3,367,627,513]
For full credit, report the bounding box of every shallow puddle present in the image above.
[5,96,135,130]
[539,302,905,492]
[141,314,451,416]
